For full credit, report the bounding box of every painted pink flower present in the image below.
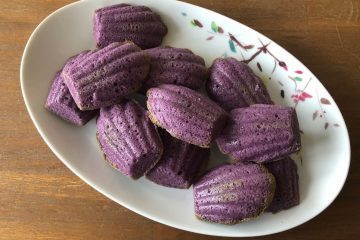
[291,91,312,103]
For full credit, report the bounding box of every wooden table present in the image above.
[1,0,359,239]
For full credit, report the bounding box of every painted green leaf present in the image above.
[229,40,236,53]
[294,76,302,81]
[190,20,196,27]
[211,21,218,32]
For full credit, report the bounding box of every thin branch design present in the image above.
[229,33,254,51]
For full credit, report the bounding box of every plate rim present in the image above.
[20,0,351,237]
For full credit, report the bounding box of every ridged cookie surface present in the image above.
[146,130,210,188]
[143,47,208,91]
[217,104,301,163]
[265,157,300,213]
[63,42,150,110]
[96,100,163,179]
[93,4,168,49]
[45,53,97,125]
[193,162,275,224]
[207,58,272,111]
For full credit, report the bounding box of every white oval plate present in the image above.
[20,0,351,237]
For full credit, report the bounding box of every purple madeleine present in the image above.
[265,157,300,213]
[146,130,210,189]
[193,162,275,224]
[142,47,208,91]
[93,4,168,49]
[147,84,228,148]
[45,53,97,126]
[63,42,150,110]
[207,58,272,111]
[96,100,163,179]
[217,104,301,163]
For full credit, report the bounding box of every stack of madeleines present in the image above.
[45,3,301,224]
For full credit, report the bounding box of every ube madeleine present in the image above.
[96,100,163,179]
[143,46,208,91]
[45,53,97,125]
[193,162,275,224]
[146,130,210,189]
[207,58,272,111]
[217,104,301,163]
[62,42,150,110]
[147,84,228,148]
[265,157,300,213]
[93,4,168,49]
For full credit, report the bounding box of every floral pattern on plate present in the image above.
[183,14,340,130]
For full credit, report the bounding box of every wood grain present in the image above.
[0,0,359,239]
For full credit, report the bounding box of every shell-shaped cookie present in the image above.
[216,104,301,163]
[207,58,272,111]
[96,100,163,179]
[146,130,210,189]
[193,162,275,224]
[63,42,150,110]
[142,47,208,91]
[45,53,97,125]
[93,4,168,49]
[147,84,228,148]
[264,157,300,213]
